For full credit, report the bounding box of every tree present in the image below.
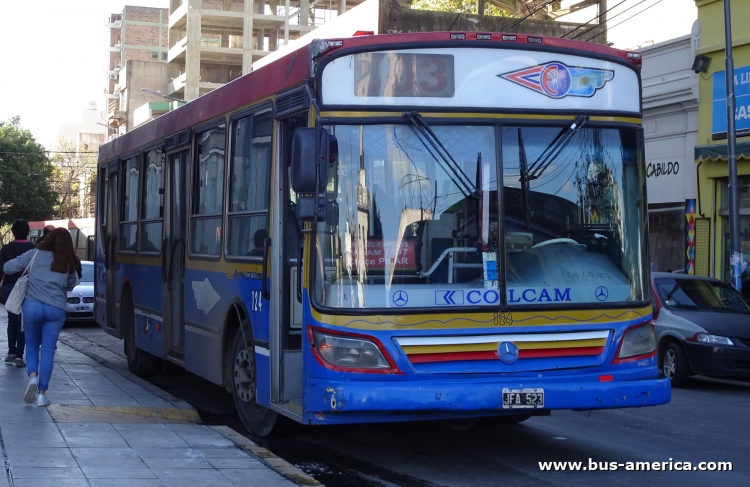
[0,117,57,225]
[50,138,97,219]
[411,0,514,17]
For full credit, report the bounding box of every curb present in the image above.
[57,331,194,410]
[57,330,323,486]
[211,425,322,486]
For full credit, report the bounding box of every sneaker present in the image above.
[24,377,39,403]
[4,354,16,364]
[14,358,26,368]
[36,393,50,407]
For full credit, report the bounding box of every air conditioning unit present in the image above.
[109,74,118,80]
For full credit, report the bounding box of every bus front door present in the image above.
[163,150,188,360]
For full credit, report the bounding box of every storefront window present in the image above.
[720,177,750,293]
[720,176,750,210]
[648,207,685,272]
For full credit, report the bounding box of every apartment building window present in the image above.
[151,51,159,60]
[162,52,167,61]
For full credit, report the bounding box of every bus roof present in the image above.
[98,32,640,162]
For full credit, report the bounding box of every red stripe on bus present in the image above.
[408,351,498,363]
[518,346,604,358]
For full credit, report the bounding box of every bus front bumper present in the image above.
[303,374,671,424]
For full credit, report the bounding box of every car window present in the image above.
[654,278,750,313]
[80,263,94,282]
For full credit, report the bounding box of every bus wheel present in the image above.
[122,297,158,377]
[231,327,279,437]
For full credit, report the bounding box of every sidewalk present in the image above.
[0,307,319,487]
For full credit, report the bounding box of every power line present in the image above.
[0,150,99,155]
[571,0,652,41]
[493,0,559,32]
[582,0,665,42]
[560,0,629,39]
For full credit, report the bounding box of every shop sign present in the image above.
[712,65,750,140]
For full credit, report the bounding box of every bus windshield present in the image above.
[311,123,647,310]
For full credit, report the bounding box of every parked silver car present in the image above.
[66,261,94,322]
[652,272,750,386]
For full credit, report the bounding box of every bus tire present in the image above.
[122,296,159,377]
[231,326,279,437]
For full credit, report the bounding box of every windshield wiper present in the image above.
[403,111,480,199]
[526,115,589,180]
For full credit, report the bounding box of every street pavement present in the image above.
[0,306,319,487]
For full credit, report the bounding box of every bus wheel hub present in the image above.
[234,349,255,403]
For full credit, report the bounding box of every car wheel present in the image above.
[662,342,690,387]
[231,326,281,437]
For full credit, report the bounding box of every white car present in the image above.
[66,261,94,322]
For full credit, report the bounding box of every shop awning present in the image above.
[695,141,750,163]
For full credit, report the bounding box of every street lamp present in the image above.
[141,88,186,103]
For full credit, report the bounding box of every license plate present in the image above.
[502,388,544,409]
[75,306,90,312]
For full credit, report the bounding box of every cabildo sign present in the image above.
[646,161,679,178]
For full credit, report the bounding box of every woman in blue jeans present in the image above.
[2,228,78,407]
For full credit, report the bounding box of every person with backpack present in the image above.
[0,219,37,367]
[3,228,78,406]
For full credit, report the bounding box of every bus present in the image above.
[95,31,670,436]
[28,218,95,261]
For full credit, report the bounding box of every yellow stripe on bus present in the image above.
[312,307,651,330]
[402,338,607,354]
[319,111,642,125]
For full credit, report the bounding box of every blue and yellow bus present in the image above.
[95,31,670,436]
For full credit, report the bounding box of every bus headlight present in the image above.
[615,322,656,361]
[311,329,394,371]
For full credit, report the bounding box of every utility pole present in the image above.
[724,0,741,290]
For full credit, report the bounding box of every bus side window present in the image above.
[227,108,272,258]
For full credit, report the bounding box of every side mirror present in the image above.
[291,128,329,195]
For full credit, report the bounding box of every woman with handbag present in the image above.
[2,228,78,407]
[0,219,36,368]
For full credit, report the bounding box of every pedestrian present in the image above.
[0,219,37,367]
[36,224,55,243]
[2,228,78,407]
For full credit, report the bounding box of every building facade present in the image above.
[105,6,171,137]
[693,0,750,281]
[641,29,700,274]
[55,103,106,218]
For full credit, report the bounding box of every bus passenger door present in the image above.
[270,113,307,415]
[163,150,188,360]
[105,168,119,333]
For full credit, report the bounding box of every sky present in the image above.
[0,0,168,149]
[0,0,697,150]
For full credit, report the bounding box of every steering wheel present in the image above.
[531,238,580,249]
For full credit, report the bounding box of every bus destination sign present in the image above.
[354,53,455,98]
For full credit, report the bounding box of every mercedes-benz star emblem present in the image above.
[498,341,519,364]
[595,286,609,301]
[392,290,408,307]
